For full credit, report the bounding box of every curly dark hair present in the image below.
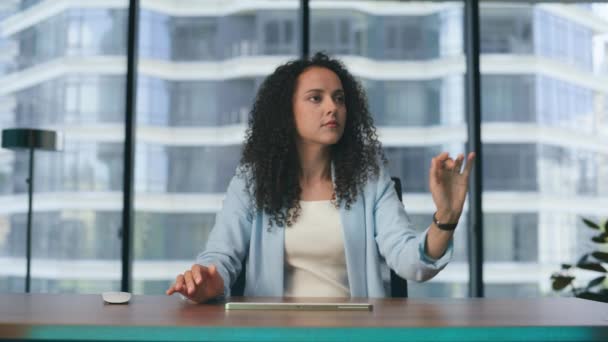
[239,52,385,228]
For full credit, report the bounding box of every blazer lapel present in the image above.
[332,163,367,297]
[339,197,367,297]
[259,215,285,296]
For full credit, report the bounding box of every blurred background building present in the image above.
[0,0,607,297]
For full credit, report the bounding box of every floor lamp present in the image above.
[1,128,62,293]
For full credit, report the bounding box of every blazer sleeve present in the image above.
[373,164,453,282]
[195,171,253,298]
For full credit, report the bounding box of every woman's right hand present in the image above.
[166,264,224,303]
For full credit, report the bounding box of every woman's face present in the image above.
[292,66,347,147]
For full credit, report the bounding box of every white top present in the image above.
[283,200,350,297]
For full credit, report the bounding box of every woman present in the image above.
[166,52,475,303]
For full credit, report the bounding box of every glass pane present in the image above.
[133,0,300,294]
[0,2,126,292]
[480,2,608,297]
[310,1,467,298]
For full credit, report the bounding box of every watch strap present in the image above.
[432,212,458,231]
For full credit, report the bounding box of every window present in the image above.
[480,1,607,297]
[482,75,535,122]
[2,0,605,299]
[132,1,299,294]
[480,7,533,54]
[312,1,467,297]
[0,2,126,293]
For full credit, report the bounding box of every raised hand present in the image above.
[429,152,475,223]
[166,264,224,303]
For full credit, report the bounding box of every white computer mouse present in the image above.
[102,291,132,304]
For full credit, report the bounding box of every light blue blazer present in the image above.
[196,163,453,298]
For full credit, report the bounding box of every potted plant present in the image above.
[551,217,608,303]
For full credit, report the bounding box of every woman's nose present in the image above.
[324,98,338,115]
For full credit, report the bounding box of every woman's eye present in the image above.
[335,95,345,104]
[309,95,321,103]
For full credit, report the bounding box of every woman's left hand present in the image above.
[429,152,476,223]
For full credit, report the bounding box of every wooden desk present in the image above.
[1,294,607,341]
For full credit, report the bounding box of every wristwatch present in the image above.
[432,212,458,231]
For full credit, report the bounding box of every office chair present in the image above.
[389,177,408,298]
[230,177,408,298]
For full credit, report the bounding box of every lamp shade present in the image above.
[1,128,62,151]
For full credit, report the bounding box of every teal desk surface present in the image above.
[0,294,607,341]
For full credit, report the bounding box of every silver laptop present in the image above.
[225,302,372,311]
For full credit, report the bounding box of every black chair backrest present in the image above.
[231,258,246,297]
[390,177,408,298]
[230,177,408,298]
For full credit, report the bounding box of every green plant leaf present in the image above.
[591,252,608,263]
[604,220,608,233]
[552,275,575,291]
[577,263,607,273]
[576,291,608,303]
[591,233,608,243]
[582,218,600,230]
[561,263,572,270]
[586,276,606,289]
[576,254,589,266]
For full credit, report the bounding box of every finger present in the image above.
[453,154,464,173]
[208,264,217,276]
[443,158,456,171]
[174,274,185,292]
[167,284,187,297]
[429,157,440,185]
[184,271,196,296]
[166,284,176,295]
[172,284,190,299]
[191,264,203,285]
[201,265,218,285]
[435,152,449,163]
[463,152,476,177]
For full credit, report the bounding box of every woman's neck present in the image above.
[296,142,331,185]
